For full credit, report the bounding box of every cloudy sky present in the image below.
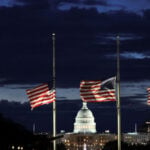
[0,0,150,102]
[0,0,150,132]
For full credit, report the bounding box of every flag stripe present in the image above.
[82,96,116,100]
[81,92,115,96]
[26,83,55,109]
[80,78,116,102]
[30,91,55,102]
[80,80,101,85]
[26,86,49,94]
[31,96,55,105]
[31,99,55,109]
[27,88,49,98]
[26,84,48,93]
[80,86,100,90]
[83,98,116,102]
[81,94,116,98]
[80,89,115,94]
[28,90,54,100]
[147,88,150,105]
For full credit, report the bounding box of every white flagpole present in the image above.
[52,33,56,150]
[116,35,121,150]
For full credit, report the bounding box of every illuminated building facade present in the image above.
[62,133,117,150]
[62,132,150,150]
[61,103,150,150]
[146,122,150,133]
[73,102,96,133]
[123,133,150,145]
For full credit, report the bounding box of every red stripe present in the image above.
[81,96,116,101]
[147,88,150,105]
[80,79,116,102]
[30,94,55,107]
[26,83,55,109]
[26,84,48,92]
[31,96,55,105]
[147,88,150,91]
[80,85,101,89]
[80,90,101,93]
[30,92,55,101]
[81,94,116,98]
[81,95,116,99]
[80,90,115,95]
[27,86,49,95]
[80,80,101,85]
[80,91,115,97]
[27,89,50,99]
[83,99,116,102]
[31,99,55,109]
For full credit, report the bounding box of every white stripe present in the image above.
[81,81,101,85]
[30,94,55,104]
[80,87,101,91]
[84,97,115,101]
[31,99,55,108]
[29,89,55,100]
[33,98,55,105]
[27,87,49,97]
[81,82,100,85]
[81,93,115,97]
[81,89,115,94]
[81,85,101,88]
[29,90,50,100]
[30,90,55,101]
[30,93,55,103]
[81,95,116,99]
[27,84,48,93]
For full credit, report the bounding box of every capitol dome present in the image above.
[73,102,96,133]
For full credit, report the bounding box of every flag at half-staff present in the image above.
[26,83,56,109]
[147,88,150,105]
[80,77,116,102]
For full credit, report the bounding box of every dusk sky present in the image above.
[1,0,150,133]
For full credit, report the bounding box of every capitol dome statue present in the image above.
[73,102,96,133]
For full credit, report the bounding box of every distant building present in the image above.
[62,133,116,150]
[123,132,150,145]
[146,122,150,133]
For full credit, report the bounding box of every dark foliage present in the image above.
[0,114,33,149]
[0,113,66,150]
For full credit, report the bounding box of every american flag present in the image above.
[147,88,150,105]
[80,77,116,102]
[26,83,55,109]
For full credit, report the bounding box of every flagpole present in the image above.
[52,33,56,150]
[33,123,35,134]
[116,35,121,150]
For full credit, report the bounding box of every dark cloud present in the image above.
[0,4,150,87]
[81,0,108,6]
[58,0,109,6]
[16,0,49,5]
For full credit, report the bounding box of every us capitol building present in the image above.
[59,102,150,150]
[73,102,96,134]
